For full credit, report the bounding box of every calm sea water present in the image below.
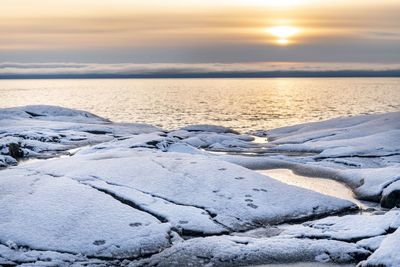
[0,78,399,132]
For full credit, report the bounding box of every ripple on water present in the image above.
[0,78,399,132]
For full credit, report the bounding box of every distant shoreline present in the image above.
[2,70,400,79]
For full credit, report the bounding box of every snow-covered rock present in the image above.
[357,236,386,251]
[1,106,399,266]
[18,144,356,232]
[341,166,400,203]
[0,105,107,123]
[179,124,239,134]
[0,105,161,167]
[381,179,400,208]
[84,179,227,236]
[281,209,400,242]
[0,243,112,266]
[222,112,400,208]
[130,235,370,267]
[0,169,171,258]
[266,112,400,148]
[168,128,259,153]
[359,228,400,267]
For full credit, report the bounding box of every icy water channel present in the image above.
[258,169,378,211]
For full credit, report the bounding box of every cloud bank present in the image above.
[1,62,400,78]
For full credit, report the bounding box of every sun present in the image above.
[267,26,300,45]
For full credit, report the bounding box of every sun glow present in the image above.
[267,26,300,45]
[255,0,311,7]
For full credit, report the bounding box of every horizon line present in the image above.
[2,70,400,79]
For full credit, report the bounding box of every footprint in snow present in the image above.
[93,240,106,246]
[247,203,258,209]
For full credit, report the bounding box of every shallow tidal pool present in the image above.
[258,169,371,210]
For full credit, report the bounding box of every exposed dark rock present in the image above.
[146,140,161,147]
[84,130,110,135]
[25,111,44,117]
[380,189,400,208]
[7,143,24,159]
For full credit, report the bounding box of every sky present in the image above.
[1,0,400,77]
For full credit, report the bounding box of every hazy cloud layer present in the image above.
[1,1,400,64]
[1,62,400,78]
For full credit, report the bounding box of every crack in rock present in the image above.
[85,179,232,236]
[82,183,168,224]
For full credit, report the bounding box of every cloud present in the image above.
[1,62,400,78]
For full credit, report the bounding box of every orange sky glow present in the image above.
[1,0,400,63]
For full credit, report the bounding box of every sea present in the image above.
[1,77,399,132]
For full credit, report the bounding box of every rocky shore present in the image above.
[0,105,399,266]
